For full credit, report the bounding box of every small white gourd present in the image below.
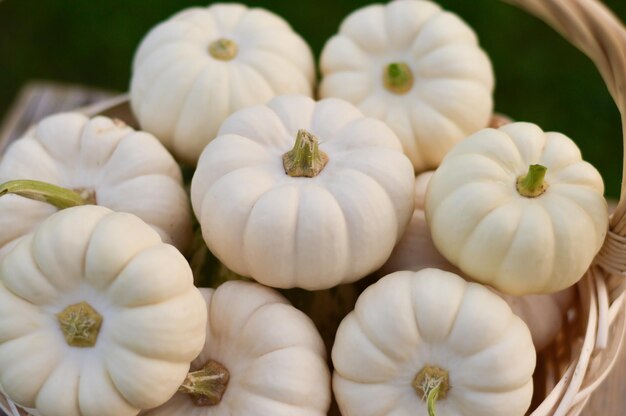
[131,3,315,165]
[426,122,608,295]
[0,206,207,416]
[319,0,494,171]
[332,269,536,416]
[0,113,192,261]
[142,280,331,416]
[191,95,415,290]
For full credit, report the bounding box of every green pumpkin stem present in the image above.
[383,62,414,94]
[0,179,94,209]
[516,164,548,197]
[427,384,440,416]
[179,360,230,406]
[413,366,449,416]
[282,129,329,178]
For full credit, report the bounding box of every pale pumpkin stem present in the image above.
[178,360,230,406]
[0,179,95,209]
[282,129,329,178]
[413,366,449,416]
[383,62,414,94]
[209,38,238,61]
[427,384,440,416]
[516,164,548,198]
[57,302,103,348]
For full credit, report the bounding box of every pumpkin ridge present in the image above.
[32,215,103,291]
[412,11,479,58]
[142,58,206,146]
[238,61,277,96]
[76,363,136,413]
[540,193,598,289]
[414,46,493,86]
[323,168,399,279]
[458,196,521,278]
[350,292,406,367]
[412,43,483,75]
[210,294,285,343]
[0,331,59,408]
[413,80,486,135]
[237,349,329,409]
[432,183,510,263]
[457,326,536,394]
[549,184,608,245]
[450,130,520,168]
[83,214,149,293]
[240,185,298,284]
[208,4,245,34]
[98,132,148,185]
[340,4,388,54]
[323,36,369,73]
[170,62,212,149]
[171,64,217,144]
[492,203,534,286]
[235,383,317,412]
[240,50,312,97]
[440,153,512,182]
[35,113,88,165]
[323,71,373,105]
[407,102,462,168]
[413,271,467,343]
[176,12,217,37]
[0,312,43,347]
[78,117,131,171]
[228,303,306,354]
[451,286,522,360]
[340,166,400,235]
[0,252,58,306]
[321,184,353,281]
[132,24,200,67]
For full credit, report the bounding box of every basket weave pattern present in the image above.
[1,0,626,415]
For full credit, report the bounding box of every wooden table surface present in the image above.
[0,82,625,415]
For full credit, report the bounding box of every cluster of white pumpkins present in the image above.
[0,1,610,415]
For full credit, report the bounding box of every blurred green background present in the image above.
[1,0,625,198]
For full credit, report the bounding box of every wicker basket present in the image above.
[2,0,626,415]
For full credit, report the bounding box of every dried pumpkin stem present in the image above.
[517,164,548,198]
[209,38,238,61]
[0,179,95,209]
[283,129,329,178]
[413,366,449,416]
[383,62,414,94]
[57,302,103,348]
[179,360,230,406]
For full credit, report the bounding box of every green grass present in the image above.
[1,0,625,197]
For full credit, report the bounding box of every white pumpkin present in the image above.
[0,206,207,416]
[499,289,574,352]
[332,269,536,416]
[191,95,415,290]
[426,122,608,295]
[131,3,315,165]
[378,170,574,351]
[375,171,452,278]
[142,280,331,416]
[319,0,494,171]
[0,113,192,261]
